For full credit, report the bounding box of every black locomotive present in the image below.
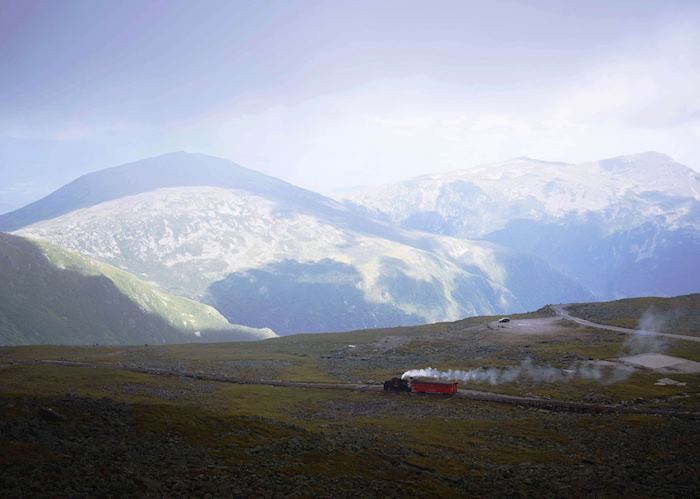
[383,377,411,392]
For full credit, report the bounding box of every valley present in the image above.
[2,151,698,338]
[4,4,699,497]
[1,153,699,497]
[4,152,594,335]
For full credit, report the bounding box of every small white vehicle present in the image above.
[498,317,510,323]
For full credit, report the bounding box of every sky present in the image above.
[1,0,700,211]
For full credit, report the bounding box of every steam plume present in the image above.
[402,358,633,385]
[624,308,672,355]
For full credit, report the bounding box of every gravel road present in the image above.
[553,304,700,343]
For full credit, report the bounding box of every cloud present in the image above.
[551,26,700,129]
[4,12,699,195]
[153,20,693,193]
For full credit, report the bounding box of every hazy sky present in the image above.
[2,0,700,209]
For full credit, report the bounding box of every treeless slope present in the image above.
[0,233,274,345]
[565,294,700,337]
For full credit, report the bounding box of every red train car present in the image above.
[409,378,458,394]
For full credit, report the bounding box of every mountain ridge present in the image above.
[343,152,700,299]
[0,151,332,232]
[8,153,592,334]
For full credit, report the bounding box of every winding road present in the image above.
[552,304,700,343]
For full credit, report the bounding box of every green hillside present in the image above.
[0,233,274,345]
[567,294,700,336]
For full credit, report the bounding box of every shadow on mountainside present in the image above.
[206,259,427,335]
[0,233,236,345]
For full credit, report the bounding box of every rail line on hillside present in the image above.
[4,359,699,420]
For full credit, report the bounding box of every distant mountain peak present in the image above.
[0,151,328,232]
[614,151,673,162]
[345,150,699,237]
[597,152,690,177]
[599,151,674,169]
[343,151,700,301]
[509,156,571,166]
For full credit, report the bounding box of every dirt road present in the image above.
[552,304,700,343]
[7,359,698,420]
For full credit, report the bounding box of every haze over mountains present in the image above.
[1,150,698,341]
[2,152,591,337]
[345,152,700,299]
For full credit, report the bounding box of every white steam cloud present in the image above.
[624,308,674,355]
[401,307,685,387]
[402,358,634,385]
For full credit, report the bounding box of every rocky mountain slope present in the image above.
[0,233,275,345]
[6,152,590,335]
[344,152,700,299]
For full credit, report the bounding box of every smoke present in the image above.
[400,307,686,386]
[402,358,634,385]
[623,308,673,355]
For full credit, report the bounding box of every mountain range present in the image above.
[1,152,592,337]
[1,150,697,342]
[344,152,700,299]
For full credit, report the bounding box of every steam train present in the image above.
[383,377,458,394]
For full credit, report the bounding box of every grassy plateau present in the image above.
[1,299,700,496]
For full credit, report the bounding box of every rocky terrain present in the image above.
[5,151,698,338]
[4,152,591,335]
[344,152,700,298]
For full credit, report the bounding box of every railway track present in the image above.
[4,359,699,420]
